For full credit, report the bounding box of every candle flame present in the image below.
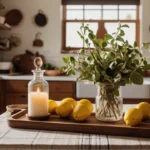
[37,88,40,93]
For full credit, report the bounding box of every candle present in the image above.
[28,88,49,117]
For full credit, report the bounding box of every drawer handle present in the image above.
[20,95,27,98]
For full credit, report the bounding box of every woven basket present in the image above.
[6,104,28,118]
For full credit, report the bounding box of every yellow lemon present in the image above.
[136,102,150,119]
[124,108,143,126]
[48,99,58,114]
[56,101,73,118]
[61,97,77,108]
[72,104,91,121]
[78,99,93,112]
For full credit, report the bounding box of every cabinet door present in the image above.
[6,93,28,105]
[6,81,29,93]
[50,93,74,100]
[76,81,150,99]
[122,85,150,99]
[0,80,5,114]
[0,80,2,113]
[49,81,75,93]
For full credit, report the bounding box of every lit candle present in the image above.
[28,88,49,117]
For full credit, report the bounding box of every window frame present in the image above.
[61,5,140,53]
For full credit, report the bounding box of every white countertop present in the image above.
[0,74,150,84]
[0,74,77,81]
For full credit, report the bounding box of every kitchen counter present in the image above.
[1,74,150,84]
[0,74,77,81]
[1,74,150,101]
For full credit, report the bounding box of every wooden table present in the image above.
[0,105,150,150]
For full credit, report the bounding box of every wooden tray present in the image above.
[7,109,150,138]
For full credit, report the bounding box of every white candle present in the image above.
[28,88,49,117]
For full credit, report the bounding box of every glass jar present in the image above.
[28,57,49,118]
[95,83,123,122]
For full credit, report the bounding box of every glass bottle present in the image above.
[95,83,123,122]
[28,57,49,118]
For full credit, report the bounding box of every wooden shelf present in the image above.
[0,45,9,51]
[0,23,11,30]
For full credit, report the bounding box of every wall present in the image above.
[0,0,67,67]
[140,0,150,62]
[0,0,150,66]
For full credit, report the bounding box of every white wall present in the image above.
[0,0,150,66]
[0,0,67,67]
[140,0,150,43]
[140,0,150,62]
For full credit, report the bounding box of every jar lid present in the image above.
[33,57,44,72]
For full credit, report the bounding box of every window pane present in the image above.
[103,10,118,20]
[119,5,136,9]
[105,23,136,45]
[84,5,101,9]
[84,23,98,48]
[103,5,118,9]
[67,5,83,9]
[85,10,101,20]
[66,23,83,47]
[66,23,98,48]
[119,10,136,20]
[67,10,83,20]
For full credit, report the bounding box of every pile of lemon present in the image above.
[48,98,93,121]
[124,102,150,126]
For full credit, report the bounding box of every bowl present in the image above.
[45,69,63,76]
[0,62,12,70]
[0,16,5,24]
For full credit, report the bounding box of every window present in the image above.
[62,1,140,53]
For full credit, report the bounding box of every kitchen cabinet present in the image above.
[122,85,150,99]
[49,81,76,99]
[6,93,28,105]
[2,80,76,113]
[6,80,28,93]
[0,80,2,113]
[5,80,28,106]
[1,77,150,114]
[0,80,5,113]
[76,81,150,104]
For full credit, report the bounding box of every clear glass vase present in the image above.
[95,83,123,122]
[28,57,49,118]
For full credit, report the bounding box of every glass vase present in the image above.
[95,83,123,122]
[28,57,49,119]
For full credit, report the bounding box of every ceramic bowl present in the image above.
[0,62,11,70]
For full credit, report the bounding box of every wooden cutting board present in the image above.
[7,109,150,138]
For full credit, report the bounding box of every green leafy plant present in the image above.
[62,23,150,85]
[44,63,57,70]
[62,24,150,121]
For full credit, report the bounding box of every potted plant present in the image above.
[62,23,150,122]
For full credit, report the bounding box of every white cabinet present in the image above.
[76,81,150,99]
[122,85,150,99]
[76,81,96,98]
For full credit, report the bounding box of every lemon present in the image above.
[56,101,73,118]
[124,108,143,126]
[61,97,77,108]
[72,104,91,121]
[48,99,58,114]
[78,99,93,112]
[136,102,150,119]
